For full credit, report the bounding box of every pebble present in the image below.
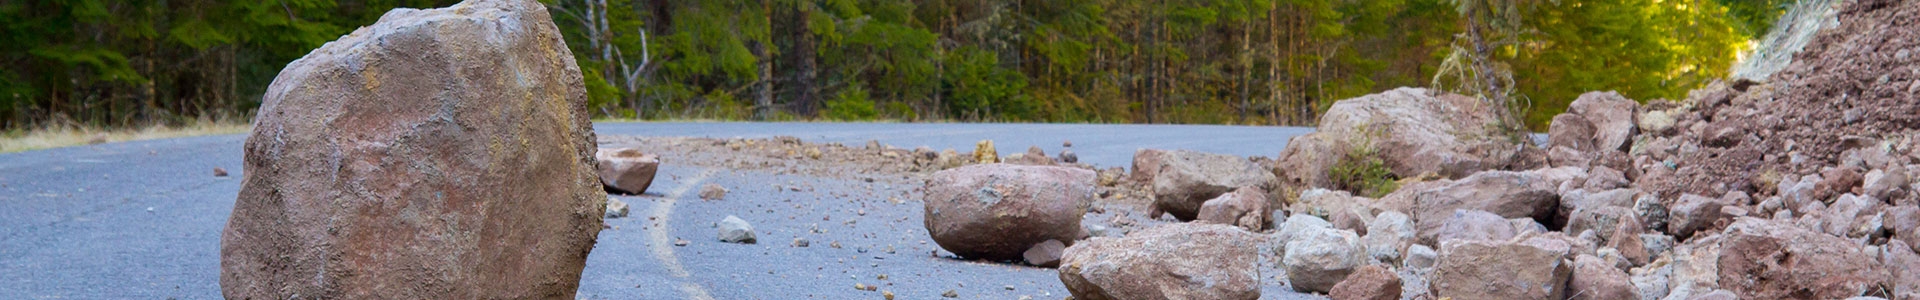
[674,239,690,247]
[793,238,810,247]
[942,289,958,298]
[883,291,895,300]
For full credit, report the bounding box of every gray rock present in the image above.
[1274,214,1334,257]
[1283,226,1367,293]
[1022,239,1067,267]
[1435,209,1517,244]
[718,215,756,244]
[1362,211,1416,264]
[1403,244,1438,270]
[1149,150,1276,220]
[1431,238,1574,299]
[1059,223,1260,300]
[1196,186,1271,231]
[605,197,629,219]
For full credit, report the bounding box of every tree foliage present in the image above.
[0,0,1776,130]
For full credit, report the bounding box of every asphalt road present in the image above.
[0,122,1314,299]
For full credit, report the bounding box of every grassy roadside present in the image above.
[0,120,252,154]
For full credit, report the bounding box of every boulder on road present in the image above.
[1196,186,1271,231]
[1430,238,1574,300]
[1149,150,1275,221]
[1059,223,1260,300]
[1284,226,1368,293]
[596,148,660,195]
[1276,87,1522,189]
[924,164,1095,261]
[219,0,604,298]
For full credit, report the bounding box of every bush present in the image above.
[825,86,878,121]
[1328,137,1398,198]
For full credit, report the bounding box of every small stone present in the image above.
[604,197,629,219]
[1004,285,1015,290]
[830,241,842,249]
[806,147,823,159]
[674,239,689,247]
[1404,244,1438,270]
[793,238,810,247]
[213,167,229,177]
[942,289,958,298]
[855,283,869,290]
[974,140,999,164]
[699,184,728,200]
[1328,264,1401,300]
[1058,149,1078,164]
[717,215,756,244]
[1022,239,1067,267]
[883,291,895,300]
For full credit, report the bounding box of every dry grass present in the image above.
[1,120,251,154]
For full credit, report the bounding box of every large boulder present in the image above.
[219,0,604,298]
[1379,169,1567,245]
[1058,223,1260,300]
[1434,209,1518,244]
[1430,238,1575,299]
[1713,217,1890,299]
[1196,186,1272,231]
[1149,150,1276,220]
[924,163,1096,261]
[1283,226,1368,293]
[596,148,660,194]
[1276,87,1522,188]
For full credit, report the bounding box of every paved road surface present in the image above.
[0,122,1314,299]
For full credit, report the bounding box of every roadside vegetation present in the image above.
[1,0,1791,133]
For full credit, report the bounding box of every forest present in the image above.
[0,0,1789,131]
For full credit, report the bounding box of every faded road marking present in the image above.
[647,168,717,300]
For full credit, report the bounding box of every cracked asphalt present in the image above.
[0,122,1315,299]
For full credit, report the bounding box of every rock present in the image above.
[1565,206,1638,243]
[1558,189,1640,222]
[924,164,1095,261]
[1607,223,1650,266]
[1274,214,1334,257]
[974,140,1000,164]
[604,197,629,219]
[1059,223,1260,300]
[1630,258,1672,300]
[1430,238,1574,300]
[1284,226,1367,293]
[1149,150,1276,220]
[1291,188,1377,228]
[1566,91,1639,152]
[1884,240,1920,299]
[1714,217,1890,299]
[1130,149,1168,184]
[1890,206,1920,245]
[1328,264,1401,300]
[1639,109,1676,134]
[213,167,229,177]
[1666,194,1733,240]
[1058,148,1078,164]
[1514,218,1552,236]
[699,184,728,200]
[1549,114,1599,152]
[1196,186,1271,231]
[1086,224,1122,238]
[792,238,810,247]
[1362,211,1416,264]
[1403,244,1438,270]
[942,289,958,298]
[596,148,661,195]
[936,149,965,169]
[1023,239,1067,267]
[1687,290,1737,300]
[1382,169,1563,245]
[1434,209,1517,244]
[219,0,603,298]
[1568,254,1637,300]
[1821,193,1884,237]
[1275,88,1519,188]
[718,215,756,244]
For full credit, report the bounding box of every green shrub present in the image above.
[825,86,879,121]
[1328,140,1398,198]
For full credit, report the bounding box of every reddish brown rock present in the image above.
[1059,223,1260,300]
[1715,217,1891,299]
[1196,186,1272,231]
[219,0,604,298]
[1667,193,1735,240]
[924,164,1096,261]
[1023,239,1067,268]
[595,148,660,195]
[1130,149,1168,184]
[1275,88,1521,189]
[1328,264,1401,300]
[1383,169,1564,245]
[1567,254,1636,300]
[1434,209,1517,244]
[1430,238,1574,300]
[1565,91,1639,152]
